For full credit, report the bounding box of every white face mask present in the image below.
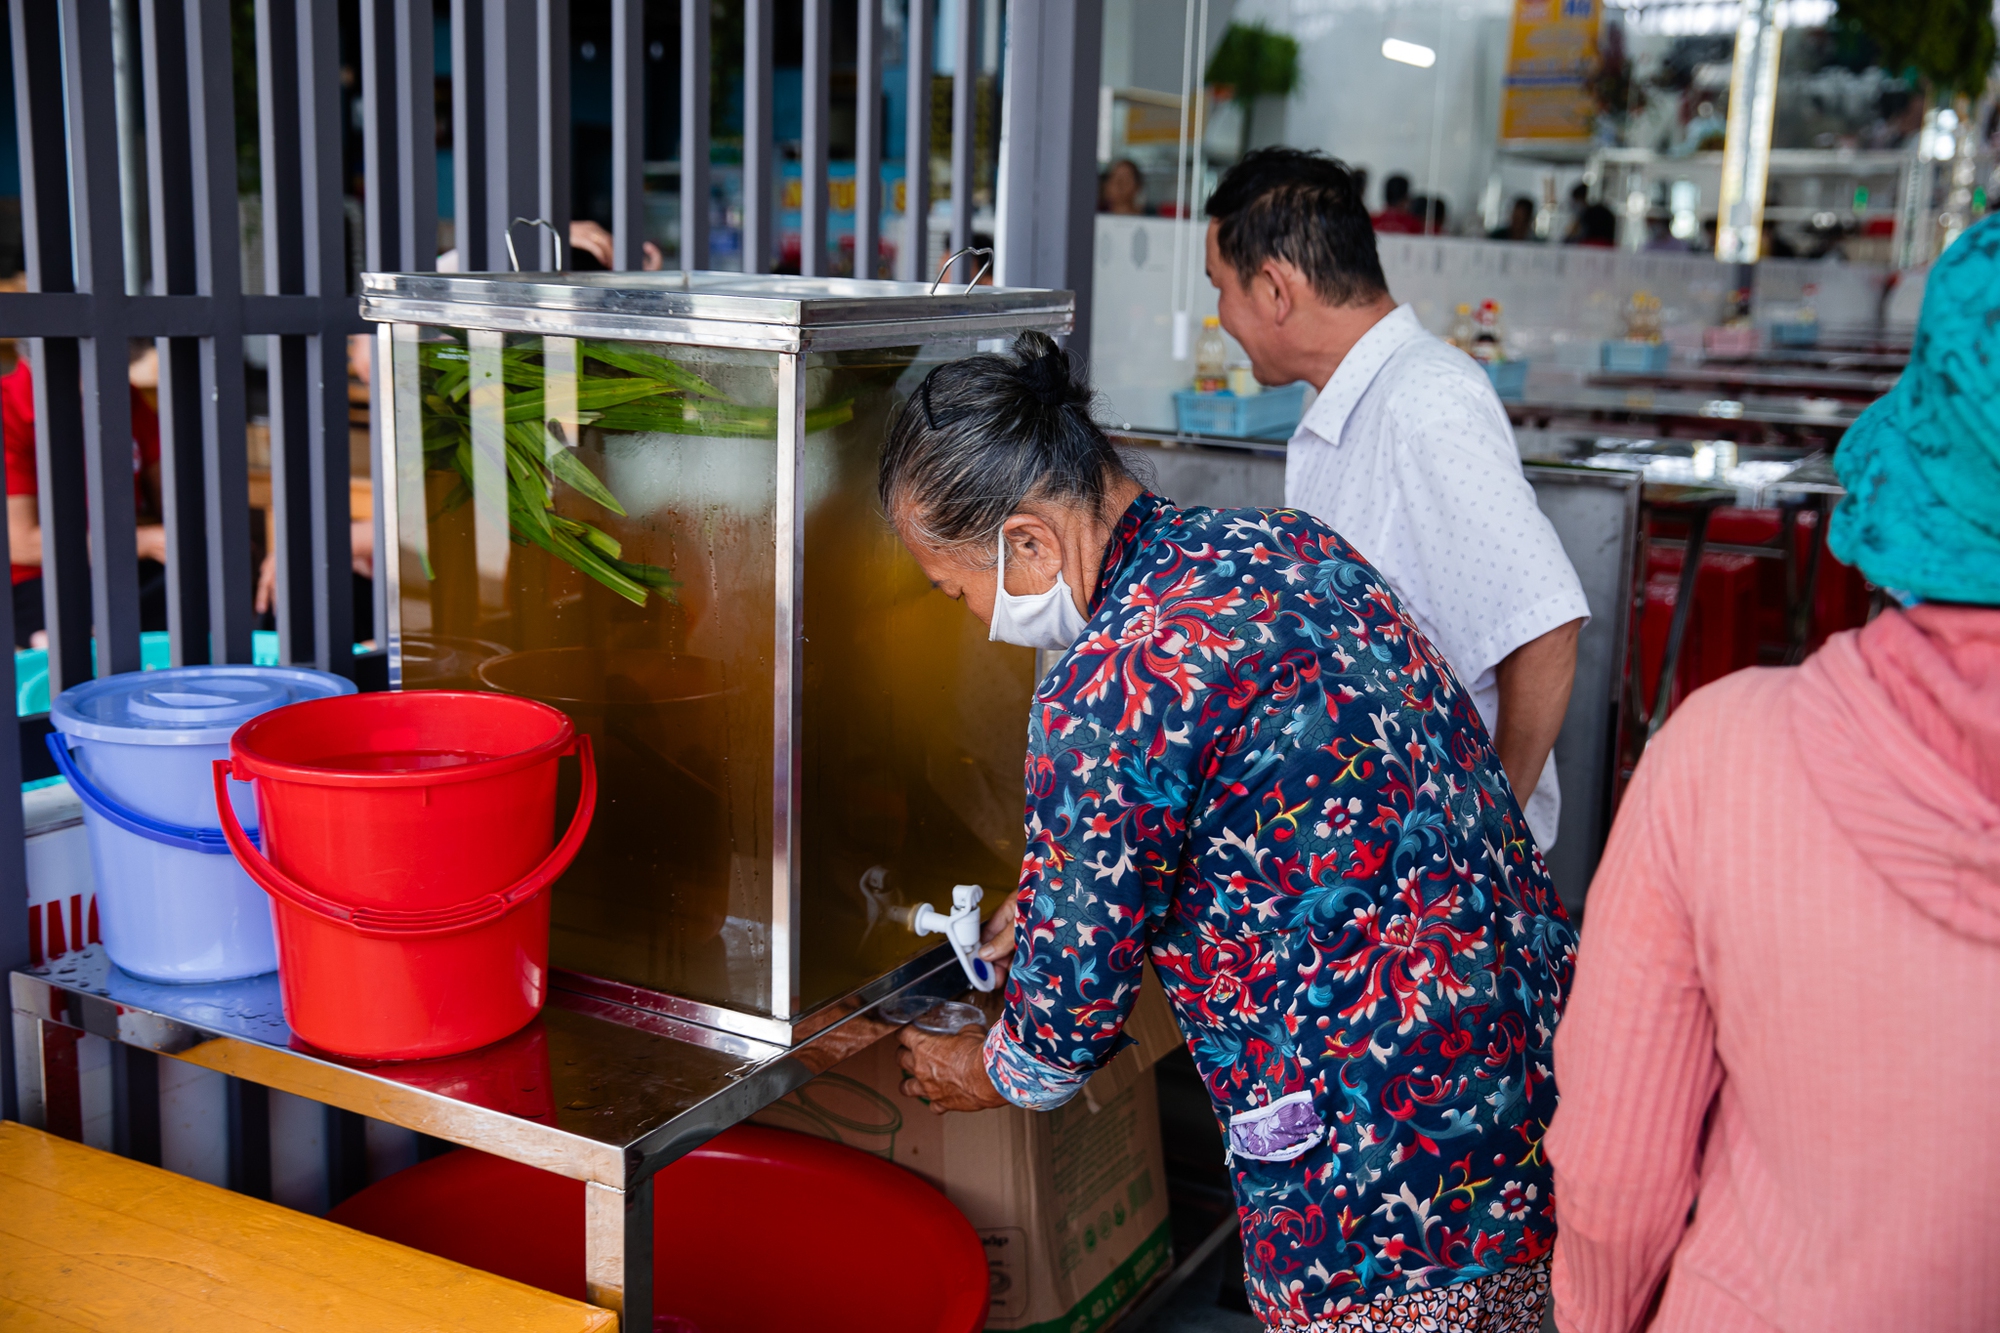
[988,526,1089,651]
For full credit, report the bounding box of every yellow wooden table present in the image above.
[0,1122,617,1333]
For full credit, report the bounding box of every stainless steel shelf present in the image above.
[11,942,960,1326]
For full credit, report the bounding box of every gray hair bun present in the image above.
[880,331,1133,557]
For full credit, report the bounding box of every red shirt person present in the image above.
[1370,172,1426,233]
[2,356,168,645]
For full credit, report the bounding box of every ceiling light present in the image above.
[1381,38,1436,68]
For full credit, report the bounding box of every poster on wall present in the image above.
[1500,0,1601,142]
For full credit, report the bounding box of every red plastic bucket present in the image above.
[215,691,596,1060]
[328,1125,990,1333]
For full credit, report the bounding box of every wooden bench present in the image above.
[0,1121,617,1332]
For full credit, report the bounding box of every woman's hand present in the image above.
[897,1026,1007,1114]
[978,897,1018,966]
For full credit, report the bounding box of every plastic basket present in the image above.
[1704,325,1759,356]
[17,630,359,717]
[1601,340,1671,373]
[1173,382,1308,439]
[1482,359,1530,399]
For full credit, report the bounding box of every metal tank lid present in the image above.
[357,270,1075,352]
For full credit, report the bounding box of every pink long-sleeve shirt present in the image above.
[1547,605,2000,1332]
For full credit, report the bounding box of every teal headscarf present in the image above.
[1829,215,2000,605]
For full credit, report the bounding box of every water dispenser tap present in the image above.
[909,884,998,992]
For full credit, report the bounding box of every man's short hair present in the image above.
[1205,148,1388,308]
[1578,202,1618,244]
[1382,174,1411,206]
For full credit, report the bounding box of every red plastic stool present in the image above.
[329,1124,989,1333]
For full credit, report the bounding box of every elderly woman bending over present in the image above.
[885,331,1574,1332]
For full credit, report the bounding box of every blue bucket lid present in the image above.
[50,665,357,746]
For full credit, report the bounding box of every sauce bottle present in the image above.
[1195,317,1228,393]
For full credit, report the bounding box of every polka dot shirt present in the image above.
[1285,303,1590,850]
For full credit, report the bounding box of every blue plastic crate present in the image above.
[1601,340,1672,373]
[1481,359,1529,400]
[1172,382,1308,439]
[16,629,313,716]
[1769,320,1819,347]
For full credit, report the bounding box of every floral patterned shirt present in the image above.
[982,493,1574,1326]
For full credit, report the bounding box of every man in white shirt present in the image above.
[1204,149,1589,851]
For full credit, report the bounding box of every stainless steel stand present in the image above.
[11,943,956,1329]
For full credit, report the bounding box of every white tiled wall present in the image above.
[1088,214,1896,431]
[1374,235,1738,361]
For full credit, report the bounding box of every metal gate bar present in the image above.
[743,0,775,274]
[854,0,882,278]
[800,0,831,276]
[0,0,1094,1233]
[680,0,711,272]
[947,0,974,279]
[612,0,644,270]
[901,0,932,280]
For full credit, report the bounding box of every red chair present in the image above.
[329,1124,989,1333]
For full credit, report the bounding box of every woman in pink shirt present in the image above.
[1546,216,2000,1332]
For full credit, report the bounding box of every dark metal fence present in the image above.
[0,0,1103,1154]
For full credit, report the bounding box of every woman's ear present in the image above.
[1001,513,1065,585]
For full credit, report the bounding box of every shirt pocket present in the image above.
[1226,1089,1326,1163]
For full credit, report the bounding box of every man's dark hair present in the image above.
[1382,174,1411,206]
[1578,202,1618,244]
[1205,148,1388,308]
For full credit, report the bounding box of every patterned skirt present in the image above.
[1271,1260,1550,1333]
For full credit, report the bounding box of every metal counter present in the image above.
[1588,366,1898,400]
[1109,424,1850,915]
[1107,426,1643,913]
[1504,382,1864,435]
[11,943,959,1328]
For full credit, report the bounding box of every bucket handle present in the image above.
[210,734,596,940]
[48,732,258,856]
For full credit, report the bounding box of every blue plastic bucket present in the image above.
[48,665,355,983]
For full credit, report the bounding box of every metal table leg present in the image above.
[1785,494,1831,665]
[585,1173,655,1331]
[12,1011,47,1130]
[1648,505,1713,741]
[110,1044,162,1166]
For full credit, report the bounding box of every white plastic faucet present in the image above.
[909,884,998,992]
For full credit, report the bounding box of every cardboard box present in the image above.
[754,972,1185,1333]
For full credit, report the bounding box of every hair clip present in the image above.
[919,367,941,431]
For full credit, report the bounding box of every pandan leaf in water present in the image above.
[415,335,850,606]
